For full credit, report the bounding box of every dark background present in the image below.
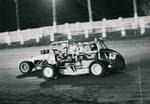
[0,0,148,32]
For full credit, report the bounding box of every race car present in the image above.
[19,38,126,80]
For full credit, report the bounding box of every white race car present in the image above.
[19,38,126,80]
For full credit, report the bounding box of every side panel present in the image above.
[100,49,126,71]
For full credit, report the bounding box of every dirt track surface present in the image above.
[0,39,150,104]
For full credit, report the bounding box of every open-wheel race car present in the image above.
[19,38,126,80]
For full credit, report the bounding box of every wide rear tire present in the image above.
[42,65,56,80]
[89,61,106,77]
[19,61,34,74]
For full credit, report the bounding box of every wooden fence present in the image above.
[0,16,150,45]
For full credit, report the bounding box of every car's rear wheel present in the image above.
[42,65,55,80]
[89,61,106,77]
[19,61,34,74]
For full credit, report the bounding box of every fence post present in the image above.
[76,22,80,31]
[89,21,93,30]
[35,28,41,43]
[84,29,89,38]
[50,32,54,42]
[132,16,138,29]
[134,15,138,29]
[118,17,126,37]
[17,29,24,45]
[65,23,72,40]
[139,18,145,34]
[36,32,40,43]
[5,32,11,46]
[102,18,106,38]
[4,32,11,46]
[39,27,43,38]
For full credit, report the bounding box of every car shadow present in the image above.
[40,72,135,88]
[16,70,43,79]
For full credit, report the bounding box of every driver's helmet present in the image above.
[90,43,97,51]
[62,44,68,53]
[61,43,67,49]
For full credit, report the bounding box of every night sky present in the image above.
[0,0,146,32]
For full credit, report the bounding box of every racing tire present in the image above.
[89,61,106,77]
[19,61,34,74]
[42,65,56,80]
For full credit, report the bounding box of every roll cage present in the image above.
[49,38,107,53]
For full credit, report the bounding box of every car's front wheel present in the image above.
[19,61,34,74]
[89,61,106,77]
[42,65,56,80]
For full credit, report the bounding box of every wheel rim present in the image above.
[91,64,102,75]
[20,63,30,73]
[43,67,54,78]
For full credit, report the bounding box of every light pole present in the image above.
[14,0,20,30]
[133,0,138,27]
[87,0,93,29]
[52,0,57,33]
[14,0,24,44]
[133,0,138,18]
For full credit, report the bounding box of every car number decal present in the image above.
[109,53,116,60]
